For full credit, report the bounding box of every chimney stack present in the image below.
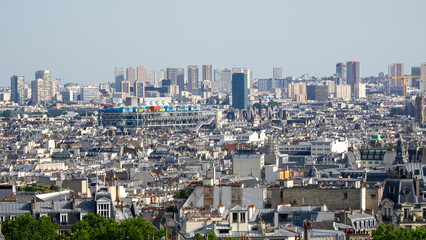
[31,198,36,211]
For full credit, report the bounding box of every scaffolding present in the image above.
[99,110,216,130]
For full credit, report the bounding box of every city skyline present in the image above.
[1,1,426,86]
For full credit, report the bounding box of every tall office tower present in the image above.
[335,84,351,101]
[307,85,329,102]
[177,68,184,92]
[121,81,131,98]
[202,80,212,99]
[222,69,232,93]
[354,83,366,99]
[232,73,248,109]
[154,70,166,87]
[336,63,347,84]
[187,65,199,94]
[232,67,253,88]
[31,79,43,105]
[11,75,25,105]
[166,68,184,90]
[415,95,425,125]
[273,67,283,80]
[287,82,307,102]
[35,70,51,81]
[137,66,146,83]
[346,61,360,95]
[146,69,154,84]
[202,65,212,81]
[388,63,404,87]
[411,66,421,89]
[213,68,223,94]
[126,67,136,84]
[115,67,125,92]
[420,63,426,91]
[134,81,145,98]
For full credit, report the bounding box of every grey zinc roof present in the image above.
[229,205,247,211]
[0,203,31,214]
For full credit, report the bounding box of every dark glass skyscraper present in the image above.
[232,73,248,109]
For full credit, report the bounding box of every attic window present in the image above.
[233,212,238,223]
[60,213,68,225]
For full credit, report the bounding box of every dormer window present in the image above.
[97,203,110,218]
[60,213,68,225]
[240,212,246,222]
[232,212,238,223]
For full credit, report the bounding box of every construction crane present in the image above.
[386,75,426,104]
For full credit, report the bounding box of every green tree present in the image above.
[192,231,217,240]
[70,213,121,240]
[1,214,59,240]
[193,233,203,240]
[173,189,191,199]
[119,217,156,240]
[372,224,426,240]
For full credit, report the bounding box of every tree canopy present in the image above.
[372,224,426,240]
[1,214,59,240]
[1,213,168,240]
[173,188,191,199]
[193,231,217,240]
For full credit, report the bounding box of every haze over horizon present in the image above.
[1,0,426,86]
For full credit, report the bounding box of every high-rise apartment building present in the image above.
[212,69,222,94]
[11,75,25,105]
[354,83,366,99]
[346,61,360,95]
[287,82,307,102]
[126,67,136,84]
[202,80,212,99]
[31,79,44,105]
[336,63,347,84]
[134,81,145,99]
[202,65,212,81]
[31,70,57,105]
[154,70,166,87]
[166,68,184,91]
[388,63,404,87]
[137,66,146,83]
[232,73,248,109]
[411,66,421,89]
[415,95,425,125]
[273,67,283,80]
[420,63,426,91]
[35,70,51,81]
[121,81,131,98]
[222,69,232,93]
[187,65,199,94]
[335,84,351,101]
[146,69,154,85]
[115,67,125,92]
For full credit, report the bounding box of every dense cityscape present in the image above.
[0,60,425,239]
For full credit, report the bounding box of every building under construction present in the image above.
[98,106,218,130]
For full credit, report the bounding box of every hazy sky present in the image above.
[1,0,426,86]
